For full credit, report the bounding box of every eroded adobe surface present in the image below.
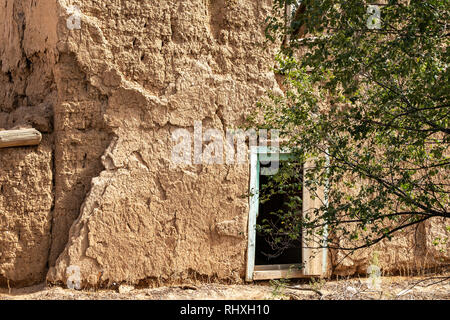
[0,137,53,287]
[0,0,57,286]
[46,0,279,287]
[331,220,449,277]
[0,0,448,288]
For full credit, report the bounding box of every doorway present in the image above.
[246,147,307,281]
[255,161,303,266]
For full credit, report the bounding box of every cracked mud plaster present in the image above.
[47,0,279,287]
[0,0,57,286]
[1,0,448,287]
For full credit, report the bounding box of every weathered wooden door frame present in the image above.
[246,146,329,281]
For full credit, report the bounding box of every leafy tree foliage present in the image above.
[254,0,449,252]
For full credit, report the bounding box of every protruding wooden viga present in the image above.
[0,128,42,148]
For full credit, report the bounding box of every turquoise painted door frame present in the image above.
[246,146,294,281]
[246,147,329,281]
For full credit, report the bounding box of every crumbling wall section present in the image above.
[0,0,57,286]
[48,51,114,266]
[0,138,53,287]
[1,0,447,288]
[47,0,279,287]
[331,219,449,277]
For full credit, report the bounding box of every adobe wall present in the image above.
[0,0,448,288]
[331,218,449,277]
[46,0,279,287]
[0,0,57,286]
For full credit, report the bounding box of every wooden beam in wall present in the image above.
[0,128,42,149]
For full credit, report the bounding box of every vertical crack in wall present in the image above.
[48,51,116,266]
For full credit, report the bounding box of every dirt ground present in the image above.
[1,274,448,300]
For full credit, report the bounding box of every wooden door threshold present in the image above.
[253,264,317,280]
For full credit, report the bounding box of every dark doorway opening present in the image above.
[255,161,303,266]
